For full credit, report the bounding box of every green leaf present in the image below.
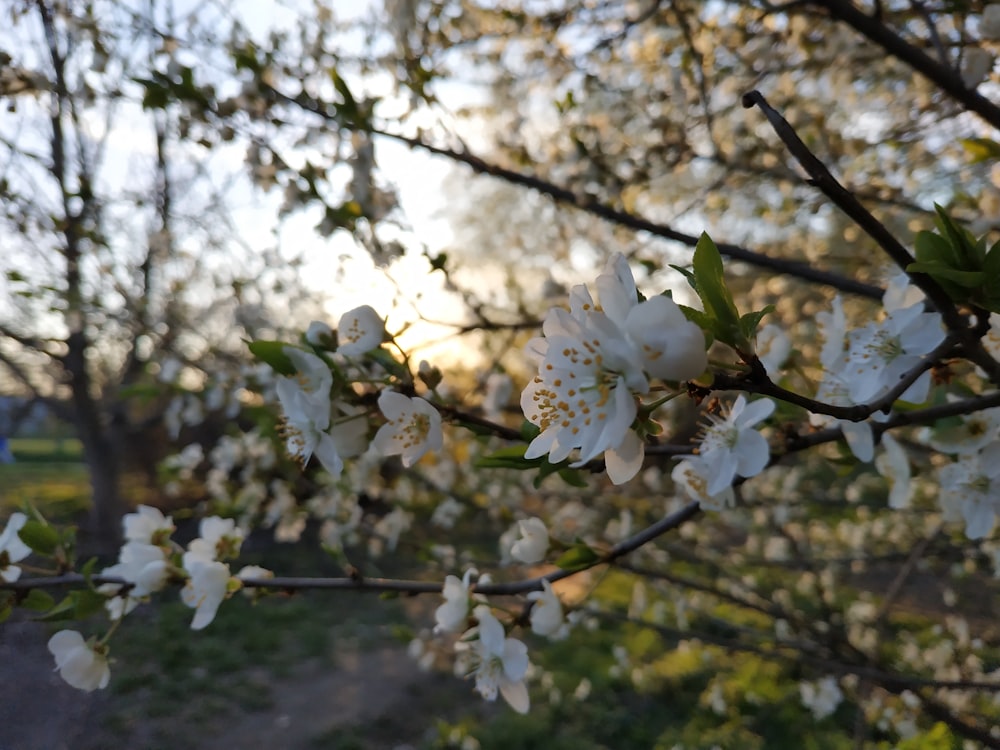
[934,205,982,268]
[20,589,55,612]
[364,347,409,379]
[554,543,602,572]
[36,595,77,622]
[740,305,776,342]
[914,230,958,267]
[475,445,537,470]
[960,137,1000,163]
[72,589,108,619]
[533,460,564,487]
[80,556,98,588]
[519,420,541,442]
[247,340,296,375]
[905,262,985,287]
[668,263,699,294]
[18,520,59,555]
[556,468,589,487]
[453,417,498,438]
[692,233,743,347]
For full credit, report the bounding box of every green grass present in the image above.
[90,544,412,748]
[0,461,91,514]
[8,437,84,462]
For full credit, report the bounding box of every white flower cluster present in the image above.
[50,506,273,692]
[521,253,707,484]
[274,305,444,479]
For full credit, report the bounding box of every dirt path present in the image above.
[0,617,465,750]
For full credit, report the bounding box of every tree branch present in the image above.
[741,89,963,329]
[805,0,1000,132]
[269,86,885,300]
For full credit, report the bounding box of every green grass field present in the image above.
[0,438,89,514]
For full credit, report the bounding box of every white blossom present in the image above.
[844,303,945,404]
[186,516,244,564]
[939,442,1000,539]
[875,433,913,509]
[337,305,384,356]
[181,559,232,630]
[373,391,443,467]
[458,605,530,713]
[521,306,647,484]
[305,320,334,347]
[435,568,477,633]
[509,517,549,564]
[694,395,774,494]
[527,580,567,638]
[672,457,736,511]
[755,324,791,374]
[800,676,843,720]
[48,630,110,692]
[122,505,174,545]
[0,512,32,583]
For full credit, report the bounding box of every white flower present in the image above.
[236,565,273,598]
[875,433,912,509]
[0,512,32,583]
[817,296,848,372]
[800,676,843,720]
[754,324,791,374]
[181,560,232,630]
[924,402,1000,455]
[592,253,639,327]
[509,517,549,564]
[373,391,443,467]
[236,564,273,581]
[276,357,338,473]
[882,271,925,313]
[845,304,945,404]
[48,630,110,692]
[337,305,384,355]
[186,516,244,563]
[371,507,412,554]
[939,442,1000,539]
[459,605,530,714]
[122,505,174,545]
[305,320,334,346]
[527,580,566,638]
[435,568,478,633]
[810,372,875,462]
[624,295,707,381]
[694,395,774,494]
[431,497,464,529]
[671,457,736,511]
[521,307,646,484]
[107,542,169,596]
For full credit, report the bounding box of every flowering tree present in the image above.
[4,1,1000,747]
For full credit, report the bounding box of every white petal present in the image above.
[841,421,874,463]
[499,678,530,714]
[734,430,771,478]
[605,431,645,485]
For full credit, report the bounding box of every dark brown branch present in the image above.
[805,0,1000,132]
[0,502,702,596]
[714,333,959,421]
[741,89,962,329]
